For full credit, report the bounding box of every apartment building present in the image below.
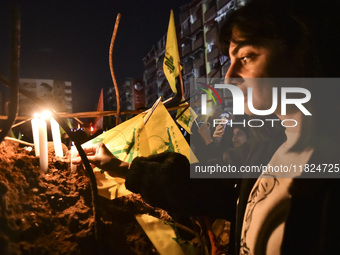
[18,78,72,116]
[143,0,239,109]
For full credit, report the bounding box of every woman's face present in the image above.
[225,27,290,115]
[232,127,248,148]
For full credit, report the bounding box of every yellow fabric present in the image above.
[135,214,185,255]
[83,99,198,200]
[163,10,182,93]
[93,171,131,199]
[176,103,198,134]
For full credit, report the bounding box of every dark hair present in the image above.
[233,126,250,139]
[232,115,251,138]
[218,0,340,151]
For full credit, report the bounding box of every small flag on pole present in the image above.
[163,10,182,93]
[176,103,198,134]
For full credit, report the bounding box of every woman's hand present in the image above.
[213,124,225,139]
[198,123,213,145]
[72,143,129,178]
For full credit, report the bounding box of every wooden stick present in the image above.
[162,97,173,105]
[12,117,32,128]
[5,136,34,147]
[194,118,199,128]
[187,106,200,128]
[74,117,84,125]
[0,105,188,121]
[143,97,162,125]
[109,13,121,126]
[178,61,185,100]
[175,106,189,120]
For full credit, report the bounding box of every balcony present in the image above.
[183,63,193,75]
[146,76,156,87]
[217,0,232,9]
[191,18,203,33]
[216,0,235,20]
[180,27,191,40]
[143,51,156,66]
[181,43,192,57]
[204,5,217,22]
[180,9,190,24]
[193,35,204,51]
[206,26,217,43]
[208,68,222,79]
[207,47,220,62]
[193,55,205,69]
[145,65,157,77]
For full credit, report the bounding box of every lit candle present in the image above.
[50,118,63,158]
[38,117,48,173]
[31,114,40,156]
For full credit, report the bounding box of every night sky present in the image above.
[0,0,191,113]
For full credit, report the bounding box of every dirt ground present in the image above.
[0,140,173,255]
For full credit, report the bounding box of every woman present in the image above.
[74,0,340,254]
[231,127,248,148]
[218,0,340,254]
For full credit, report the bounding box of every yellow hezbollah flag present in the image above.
[176,103,198,134]
[83,99,197,199]
[163,10,182,93]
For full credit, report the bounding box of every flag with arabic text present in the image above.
[163,10,182,93]
[83,99,197,199]
[176,103,198,134]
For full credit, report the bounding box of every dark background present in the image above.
[0,0,191,113]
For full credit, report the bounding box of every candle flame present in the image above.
[41,110,52,120]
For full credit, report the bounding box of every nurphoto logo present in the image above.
[201,84,311,116]
[198,80,312,128]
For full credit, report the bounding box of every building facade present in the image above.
[142,34,170,108]
[107,77,146,112]
[18,78,72,116]
[143,0,239,111]
[179,0,236,111]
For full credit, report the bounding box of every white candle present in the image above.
[70,145,78,171]
[50,118,63,158]
[31,115,40,156]
[38,118,48,173]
